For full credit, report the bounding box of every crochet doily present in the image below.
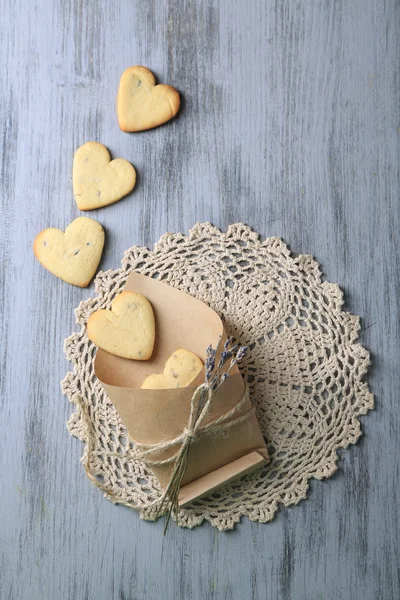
[61,223,373,531]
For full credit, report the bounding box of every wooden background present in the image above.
[1,1,399,598]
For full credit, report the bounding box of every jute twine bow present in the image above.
[72,337,253,533]
[135,382,254,532]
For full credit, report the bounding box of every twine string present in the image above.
[136,384,253,467]
[133,382,254,531]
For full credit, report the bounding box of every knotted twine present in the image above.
[135,382,254,530]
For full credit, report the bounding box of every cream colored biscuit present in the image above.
[87,291,155,360]
[73,142,136,210]
[117,66,180,132]
[33,217,104,287]
[141,349,203,389]
[141,374,174,389]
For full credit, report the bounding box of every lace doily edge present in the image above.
[60,222,374,530]
[60,375,373,531]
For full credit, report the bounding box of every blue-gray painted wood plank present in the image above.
[1,1,399,599]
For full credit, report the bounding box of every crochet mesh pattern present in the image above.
[61,223,373,531]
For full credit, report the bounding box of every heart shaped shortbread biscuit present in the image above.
[141,349,203,389]
[73,142,136,210]
[117,66,180,132]
[87,291,155,360]
[33,217,104,287]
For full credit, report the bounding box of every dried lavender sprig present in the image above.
[206,340,249,392]
[160,337,251,534]
[194,339,248,425]
[217,337,237,368]
[179,338,247,430]
[205,345,216,382]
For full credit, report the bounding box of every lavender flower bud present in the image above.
[218,350,233,368]
[223,338,232,352]
[236,346,248,361]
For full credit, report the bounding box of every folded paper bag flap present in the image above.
[93,272,268,496]
[94,271,231,443]
[96,370,245,444]
[95,272,223,389]
[179,451,268,506]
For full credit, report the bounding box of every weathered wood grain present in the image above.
[1,0,399,598]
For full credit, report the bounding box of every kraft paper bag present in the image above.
[94,272,268,505]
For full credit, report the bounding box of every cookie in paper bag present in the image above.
[87,291,155,360]
[141,349,203,389]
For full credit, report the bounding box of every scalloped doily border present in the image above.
[61,223,374,530]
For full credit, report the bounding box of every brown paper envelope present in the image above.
[94,272,268,501]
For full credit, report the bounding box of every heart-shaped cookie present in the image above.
[141,349,203,389]
[73,142,136,210]
[117,66,180,132]
[33,217,104,287]
[87,291,155,360]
